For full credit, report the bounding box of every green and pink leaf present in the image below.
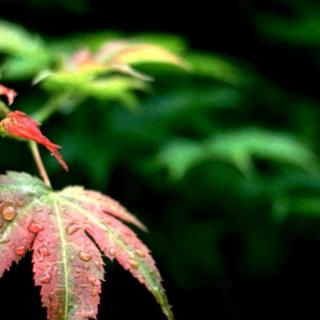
[0,172,173,320]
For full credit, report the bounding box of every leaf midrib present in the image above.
[53,193,174,320]
[50,196,70,320]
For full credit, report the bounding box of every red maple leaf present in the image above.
[0,172,173,320]
[0,111,68,171]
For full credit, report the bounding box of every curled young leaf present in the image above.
[0,111,68,171]
[0,84,17,106]
[0,172,173,320]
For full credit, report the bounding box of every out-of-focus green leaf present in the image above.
[96,42,189,70]
[207,129,318,174]
[0,20,51,80]
[0,20,48,57]
[155,139,203,180]
[186,52,253,86]
[38,40,187,109]
[42,73,147,107]
[130,33,187,53]
[157,129,318,179]
[49,32,121,54]
[107,86,243,148]
[40,66,110,89]
[2,56,50,80]
[80,77,148,106]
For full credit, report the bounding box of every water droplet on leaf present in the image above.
[39,273,51,284]
[135,249,145,257]
[15,246,26,256]
[28,222,44,233]
[109,247,116,257]
[66,223,80,236]
[128,258,139,269]
[2,206,16,221]
[79,251,92,262]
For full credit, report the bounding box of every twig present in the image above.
[29,141,52,188]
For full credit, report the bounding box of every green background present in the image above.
[1,0,320,319]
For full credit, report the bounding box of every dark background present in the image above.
[1,0,320,319]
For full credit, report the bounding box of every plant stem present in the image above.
[0,102,10,118]
[29,141,52,188]
[28,93,76,187]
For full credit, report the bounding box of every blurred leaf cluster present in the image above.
[1,3,320,291]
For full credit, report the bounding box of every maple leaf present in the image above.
[0,111,68,171]
[0,171,173,320]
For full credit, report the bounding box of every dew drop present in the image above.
[39,273,51,284]
[108,247,116,257]
[28,222,44,233]
[79,251,92,262]
[128,258,139,269]
[15,246,26,256]
[2,206,16,221]
[66,223,80,236]
[135,249,145,257]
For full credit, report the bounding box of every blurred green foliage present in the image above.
[1,1,320,293]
